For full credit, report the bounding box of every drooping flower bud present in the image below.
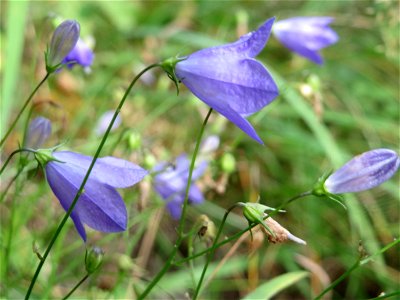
[85,247,104,274]
[260,219,306,245]
[95,110,122,136]
[242,202,305,245]
[314,149,400,195]
[46,20,80,73]
[221,152,236,174]
[25,117,52,149]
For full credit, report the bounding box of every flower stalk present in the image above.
[0,73,50,148]
[25,63,161,299]
[137,108,213,299]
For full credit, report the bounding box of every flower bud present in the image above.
[25,117,52,149]
[221,152,236,174]
[128,132,142,150]
[95,110,122,136]
[85,247,104,274]
[46,20,80,72]
[261,218,306,245]
[322,149,399,194]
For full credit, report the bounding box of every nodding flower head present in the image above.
[162,18,279,144]
[273,16,339,64]
[25,117,52,149]
[46,20,80,72]
[313,149,400,197]
[39,150,148,241]
[153,154,207,219]
[63,38,94,69]
[323,149,400,194]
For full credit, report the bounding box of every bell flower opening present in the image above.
[63,38,94,70]
[164,18,279,144]
[153,154,207,219]
[273,16,339,64]
[44,151,148,241]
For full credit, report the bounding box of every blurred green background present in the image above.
[1,0,399,299]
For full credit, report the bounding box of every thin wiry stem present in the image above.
[62,273,90,300]
[25,63,161,299]
[137,108,213,299]
[0,73,50,148]
[193,203,242,299]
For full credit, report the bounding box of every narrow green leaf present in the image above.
[243,271,309,300]
[1,1,29,132]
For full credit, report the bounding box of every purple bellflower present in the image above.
[323,149,400,194]
[37,150,148,241]
[153,154,207,219]
[46,20,80,73]
[273,17,339,64]
[163,18,279,144]
[95,110,122,136]
[25,117,52,149]
[63,38,94,69]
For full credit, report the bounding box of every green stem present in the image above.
[175,192,312,267]
[138,108,213,299]
[174,223,257,266]
[0,73,50,148]
[62,273,90,300]
[178,108,213,237]
[25,63,161,299]
[193,203,242,300]
[2,166,24,289]
[0,166,25,203]
[0,148,36,175]
[314,239,400,300]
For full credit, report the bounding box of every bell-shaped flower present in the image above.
[273,16,339,64]
[46,20,80,73]
[38,150,148,241]
[323,149,400,194]
[25,117,52,149]
[163,18,279,144]
[95,110,122,136]
[63,38,94,69]
[153,154,207,219]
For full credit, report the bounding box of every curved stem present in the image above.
[138,108,213,299]
[193,203,241,300]
[62,273,89,300]
[178,108,213,237]
[175,223,258,266]
[25,63,161,299]
[0,73,50,148]
[0,148,36,175]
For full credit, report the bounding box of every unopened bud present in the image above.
[46,20,80,72]
[85,247,104,274]
[26,117,52,149]
[261,218,306,245]
[221,152,236,174]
